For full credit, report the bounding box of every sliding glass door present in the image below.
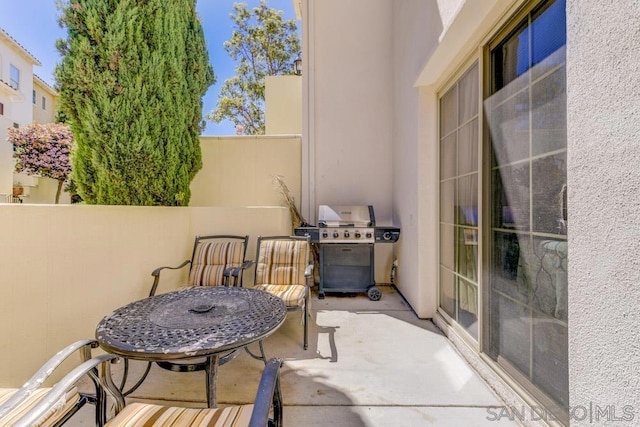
[485,0,568,418]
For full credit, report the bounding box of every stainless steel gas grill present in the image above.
[295,205,400,301]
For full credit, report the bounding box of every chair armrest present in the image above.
[224,261,255,286]
[0,339,98,419]
[249,358,283,427]
[149,260,191,296]
[13,354,123,427]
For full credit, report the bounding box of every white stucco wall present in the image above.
[391,1,443,317]
[305,0,394,224]
[0,38,38,196]
[567,0,640,421]
[302,0,397,284]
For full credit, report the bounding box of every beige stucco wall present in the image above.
[18,175,72,205]
[303,0,394,225]
[190,135,301,209]
[391,1,444,318]
[0,204,291,386]
[302,0,398,286]
[265,75,302,135]
[567,0,640,421]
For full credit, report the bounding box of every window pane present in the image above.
[440,180,455,224]
[440,134,456,179]
[532,153,567,234]
[440,224,455,270]
[457,227,478,282]
[492,292,531,375]
[459,64,479,123]
[492,23,529,92]
[458,119,478,175]
[531,0,566,68]
[532,310,568,407]
[491,231,531,304]
[440,86,457,137]
[10,64,20,90]
[440,267,455,317]
[492,164,530,231]
[456,174,478,226]
[457,278,478,340]
[531,237,568,320]
[487,91,530,166]
[532,65,566,155]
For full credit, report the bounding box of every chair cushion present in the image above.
[255,284,306,308]
[106,402,254,427]
[189,241,245,287]
[255,240,308,286]
[0,387,80,427]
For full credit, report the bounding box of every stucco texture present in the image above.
[567,0,640,423]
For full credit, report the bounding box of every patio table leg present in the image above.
[204,354,220,408]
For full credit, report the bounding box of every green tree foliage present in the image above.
[207,0,300,135]
[55,0,214,205]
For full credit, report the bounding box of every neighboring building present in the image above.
[0,27,65,204]
[0,27,40,198]
[32,74,57,125]
[297,0,639,425]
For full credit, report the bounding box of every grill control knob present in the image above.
[355,231,361,239]
[333,232,339,238]
[322,232,328,239]
[366,232,373,239]
[344,231,350,238]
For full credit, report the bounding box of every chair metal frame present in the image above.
[150,234,252,297]
[123,235,253,397]
[15,355,284,427]
[0,339,103,427]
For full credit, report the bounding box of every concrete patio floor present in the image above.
[71,286,518,426]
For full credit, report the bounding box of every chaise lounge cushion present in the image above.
[106,402,254,427]
[0,387,80,427]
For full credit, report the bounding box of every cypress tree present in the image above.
[56,0,214,205]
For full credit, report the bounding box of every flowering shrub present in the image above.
[7,123,74,203]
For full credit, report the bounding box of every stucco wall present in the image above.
[305,0,394,224]
[265,75,302,135]
[32,79,57,125]
[391,1,443,318]
[0,205,290,386]
[567,0,640,421]
[190,135,301,209]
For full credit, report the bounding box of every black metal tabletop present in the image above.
[95,286,287,361]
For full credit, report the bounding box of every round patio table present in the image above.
[95,286,286,407]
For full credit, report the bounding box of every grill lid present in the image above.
[318,205,375,227]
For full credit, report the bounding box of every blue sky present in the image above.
[0,0,298,135]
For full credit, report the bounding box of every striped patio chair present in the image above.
[15,356,284,427]
[0,340,100,427]
[150,235,251,297]
[253,235,313,350]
